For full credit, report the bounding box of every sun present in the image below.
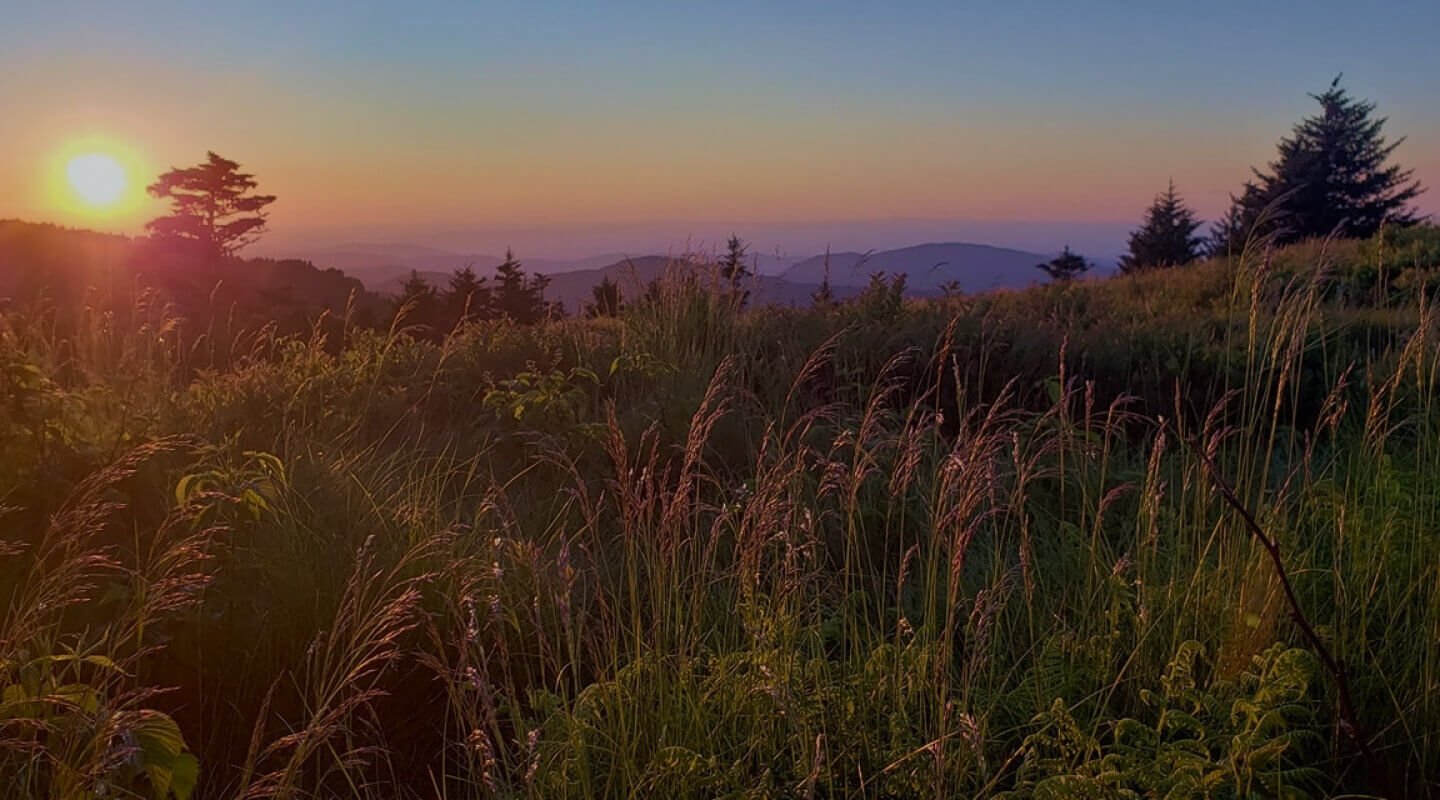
[66,153,129,208]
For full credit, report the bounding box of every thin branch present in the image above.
[1182,426,1401,796]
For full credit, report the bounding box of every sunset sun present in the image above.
[66,153,128,208]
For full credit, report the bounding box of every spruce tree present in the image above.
[492,249,548,324]
[719,235,750,285]
[445,265,491,323]
[718,235,752,308]
[811,249,837,308]
[1037,246,1090,282]
[1119,180,1204,273]
[1206,197,1253,257]
[585,277,622,318]
[395,270,440,328]
[1214,77,1423,252]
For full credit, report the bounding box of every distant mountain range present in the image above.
[292,241,1063,310]
[783,242,1048,292]
[2,221,1110,326]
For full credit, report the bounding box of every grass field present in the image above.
[4,226,1440,798]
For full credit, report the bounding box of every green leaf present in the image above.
[169,752,200,800]
[175,474,197,506]
[131,710,189,799]
[1044,377,1063,405]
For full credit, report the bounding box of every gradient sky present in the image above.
[3,0,1438,257]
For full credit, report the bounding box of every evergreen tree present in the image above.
[147,152,276,258]
[395,269,440,329]
[492,249,548,324]
[812,249,836,308]
[1119,180,1204,273]
[1037,246,1090,282]
[718,235,752,307]
[719,235,750,285]
[1214,77,1424,252]
[1206,196,1253,257]
[445,265,491,323]
[585,276,623,318]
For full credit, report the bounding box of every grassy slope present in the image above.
[3,226,1440,798]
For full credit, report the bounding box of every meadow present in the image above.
[4,225,1440,798]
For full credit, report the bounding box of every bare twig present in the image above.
[1182,425,1400,797]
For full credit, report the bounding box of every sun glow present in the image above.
[66,153,128,208]
[47,139,152,223]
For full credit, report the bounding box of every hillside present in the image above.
[4,227,1440,797]
[783,242,1048,291]
[539,255,881,312]
[288,244,629,291]
[0,220,384,329]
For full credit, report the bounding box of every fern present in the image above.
[1003,640,1322,799]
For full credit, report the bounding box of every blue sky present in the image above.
[4,1,1437,256]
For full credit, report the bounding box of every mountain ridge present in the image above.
[783,242,1049,292]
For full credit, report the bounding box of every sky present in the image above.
[3,0,1438,258]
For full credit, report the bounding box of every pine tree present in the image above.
[719,235,750,285]
[1119,180,1204,273]
[147,152,276,258]
[1215,77,1423,252]
[718,235,752,308]
[1037,246,1090,282]
[585,277,623,318]
[445,265,491,323]
[1206,196,1253,257]
[395,270,440,329]
[492,249,548,324]
[812,249,836,308]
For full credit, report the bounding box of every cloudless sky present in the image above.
[3,0,1438,256]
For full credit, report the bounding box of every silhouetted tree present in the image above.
[718,235,751,307]
[719,235,750,284]
[446,265,491,323]
[854,271,907,322]
[147,152,276,258]
[1212,77,1424,253]
[492,249,548,324]
[1207,202,1251,257]
[1037,246,1090,282]
[939,280,963,298]
[811,249,836,308]
[585,276,623,318]
[395,270,440,330]
[1120,180,1205,273]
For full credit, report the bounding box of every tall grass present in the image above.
[3,232,1440,797]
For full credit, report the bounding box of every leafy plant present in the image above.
[1004,641,1322,799]
[1,651,198,800]
[482,365,599,433]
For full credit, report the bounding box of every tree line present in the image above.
[394,251,556,333]
[1038,77,1425,282]
[142,77,1425,301]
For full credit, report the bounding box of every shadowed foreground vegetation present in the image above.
[4,226,1440,797]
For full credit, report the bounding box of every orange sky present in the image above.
[4,2,1438,256]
